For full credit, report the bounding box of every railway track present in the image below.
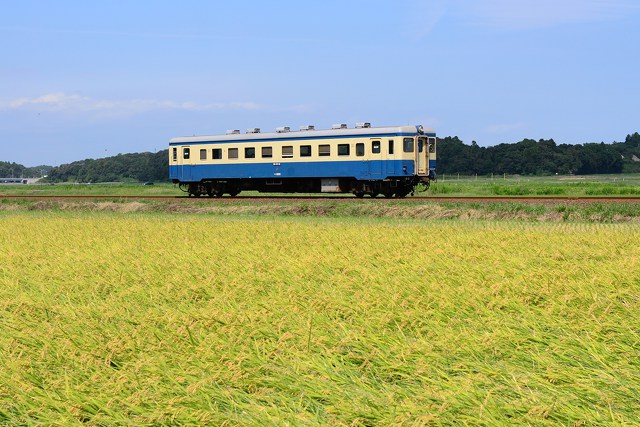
[2,195,640,203]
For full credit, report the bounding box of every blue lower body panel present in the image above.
[170,160,415,182]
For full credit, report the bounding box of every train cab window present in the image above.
[228,148,238,159]
[200,149,207,160]
[282,146,293,158]
[183,148,190,159]
[388,140,394,155]
[319,144,330,157]
[403,138,414,153]
[245,147,256,159]
[172,148,177,161]
[262,146,273,158]
[338,144,350,156]
[372,140,381,154]
[429,137,436,153]
[300,145,312,157]
[356,143,365,157]
[212,148,222,159]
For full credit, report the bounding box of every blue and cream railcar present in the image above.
[169,123,436,197]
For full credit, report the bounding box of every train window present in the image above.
[429,137,436,153]
[338,144,350,156]
[372,140,381,154]
[212,148,222,159]
[418,138,425,153]
[282,146,293,158]
[228,148,238,159]
[200,149,207,160]
[389,140,394,155]
[356,143,365,157]
[183,148,190,159]
[262,146,273,158]
[245,147,256,159]
[319,144,330,156]
[172,147,177,161]
[403,138,414,153]
[300,145,312,157]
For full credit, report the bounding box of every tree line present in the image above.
[437,132,640,176]
[0,162,53,179]
[3,132,640,182]
[43,151,169,183]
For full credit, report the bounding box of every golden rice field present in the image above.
[1,212,639,426]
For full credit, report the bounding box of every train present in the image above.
[0,178,28,184]
[169,123,436,197]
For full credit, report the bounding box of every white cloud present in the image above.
[460,0,640,30]
[406,0,448,40]
[0,93,281,115]
[400,0,639,40]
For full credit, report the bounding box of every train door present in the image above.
[417,137,427,175]
[386,138,396,177]
[177,146,193,181]
[369,139,384,178]
[428,137,437,174]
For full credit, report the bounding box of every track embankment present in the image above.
[2,194,640,222]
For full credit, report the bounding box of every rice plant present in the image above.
[1,213,639,425]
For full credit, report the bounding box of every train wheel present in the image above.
[354,191,365,198]
[383,192,394,198]
[369,192,379,198]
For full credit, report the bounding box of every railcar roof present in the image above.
[170,125,435,145]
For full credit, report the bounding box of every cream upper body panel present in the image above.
[172,136,415,164]
[169,125,434,164]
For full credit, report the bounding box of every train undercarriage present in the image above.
[177,176,431,198]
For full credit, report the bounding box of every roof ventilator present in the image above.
[355,122,371,128]
[226,129,240,135]
[332,124,348,129]
[276,126,291,133]
[246,128,261,134]
[300,125,315,131]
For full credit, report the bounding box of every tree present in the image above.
[434,135,630,175]
[44,150,169,183]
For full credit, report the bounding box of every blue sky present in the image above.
[1,0,639,166]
